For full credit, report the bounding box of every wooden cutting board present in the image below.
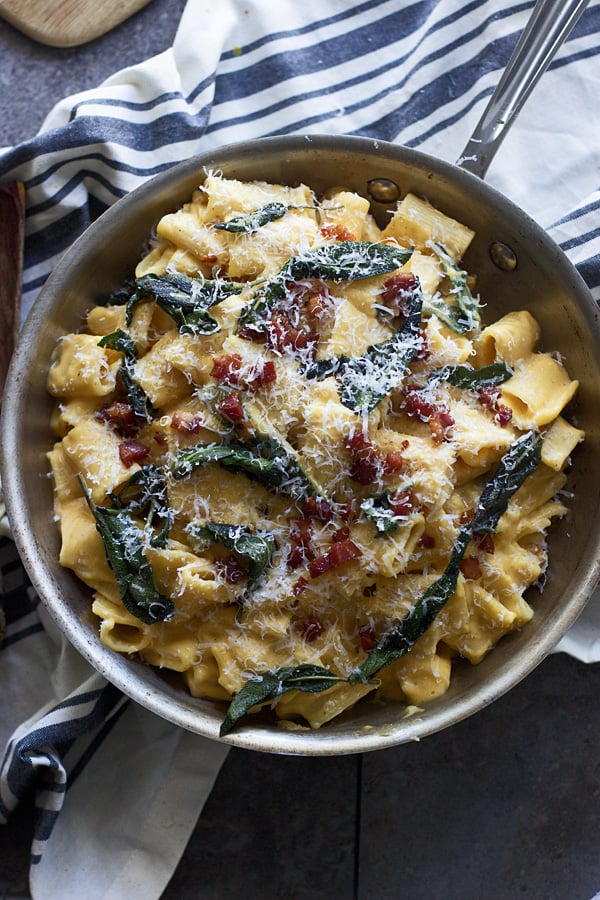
[0,0,153,47]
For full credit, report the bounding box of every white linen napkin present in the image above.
[1,1,599,897]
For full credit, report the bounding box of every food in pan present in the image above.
[47,174,583,734]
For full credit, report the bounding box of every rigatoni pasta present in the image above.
[47,174,582,735]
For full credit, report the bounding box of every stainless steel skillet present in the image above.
[2,0,599,754]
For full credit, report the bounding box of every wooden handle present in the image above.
[0,181,25,402]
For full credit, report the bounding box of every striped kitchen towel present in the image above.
[1,1,599,898]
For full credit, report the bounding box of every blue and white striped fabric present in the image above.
[1,0,599,321]
[0,530,229,899]
[1,1,599,896]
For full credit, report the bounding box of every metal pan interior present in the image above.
[3,134,599,754]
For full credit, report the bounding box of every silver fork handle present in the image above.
[458,0,590,178]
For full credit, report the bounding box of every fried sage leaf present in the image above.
[171,436,319,503]
[237,241,414,334]
[432,361,514,390]
[421,242,480,334]
[350,533,470,681]
[470,429,542,535]
[220,664,345,736]
[350,430,542,682]
[286,241,413,282]
[109,464,173,548]
[79,475,174,624]
[338,288,423,414]
[128,273,244,335]
[361,491,403,535]
[98,329,153,423]
[303,284,423,415]
[187,522,276,585]
[214,201,290,233]
[171,441,266,479]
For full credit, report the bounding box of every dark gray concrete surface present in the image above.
[0,0,187,147]
[162,654,600,900]
[2,655,599,899]
[1,5,599,898]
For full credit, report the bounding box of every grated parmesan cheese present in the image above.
[46,175,582,731]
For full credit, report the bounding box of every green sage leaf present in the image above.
[171,436,319,503]
[470,430,542,535]
[79,475,174,625]
[237,241,414,335]
[350,430,542,682]
[421,242,480,334]
[361,491,402,535]
[434,361,514,390]
[98,329,153,423]
[187,522,276,585]
[110,464,173,548]
[349,533,470,682]
[303,283,423,415]
[129,273,243,335]
[285,241,414,282]
[220,664,344,736]
[214,201,290,233]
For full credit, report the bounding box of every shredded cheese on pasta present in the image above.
[47,174,583,730]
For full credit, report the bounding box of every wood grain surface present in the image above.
[0,182,24,402]
[0,0,153,47]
